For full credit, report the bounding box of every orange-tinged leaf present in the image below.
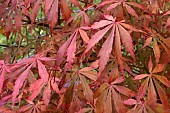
[85,25,112,53]
[98,26,115,75]
[79,75,93,105]
[79,28,89,43]
[43,83,51,106]
[165,17,170,28]
[105,89,112,113]
[153,38,160,64]
[107,2,120,11]
[12,63,33,105]
[136,77,149,99]
[148,56,153,73]
[56,33,73,67]
[66,31,78,68]
[79,67,97,81]
[134,74,149,80]
[120,23,143,32]
[115,25,124,75]
[112,88,127,113]
[62,77,76,111]
[141,37,153,49]
[97,0,114,8]
[146,78,157,110]
[154,79,169,109]
[94,83,109,99]
[124,4,138,17]
[111,77,124,85]
[113,85,136,97]
[95,89,108,113]
[60,0,72,20]
[126,2,144,9]
[118,24,135,61]
[152,64,165,73]
[37,60,49,82]
[153,74,170,87]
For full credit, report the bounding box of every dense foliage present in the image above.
[0,0,170,112]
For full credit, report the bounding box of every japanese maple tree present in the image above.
[0,0,170,113]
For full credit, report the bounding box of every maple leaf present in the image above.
[0,106,16,113]
[30,0,42,24]
[0,60,10,93]
[60,0,72,21]
[47,0,58,32]
[94,76,135,113]
[134,56,170,110]
[56,27,89,69]
[11,55,54,105]
[85,15,136,76]
[18,101,46,113]
[124,99,155,113]
[66,3,94,26]
[79,60,98,81]
[97,0,144,18]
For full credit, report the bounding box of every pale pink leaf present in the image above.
[91,20,113,29]
[134,74,149,80]
[124,99,137,105]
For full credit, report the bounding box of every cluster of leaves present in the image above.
[0,0,170,112]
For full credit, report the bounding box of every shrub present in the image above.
[0,0,170,112]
